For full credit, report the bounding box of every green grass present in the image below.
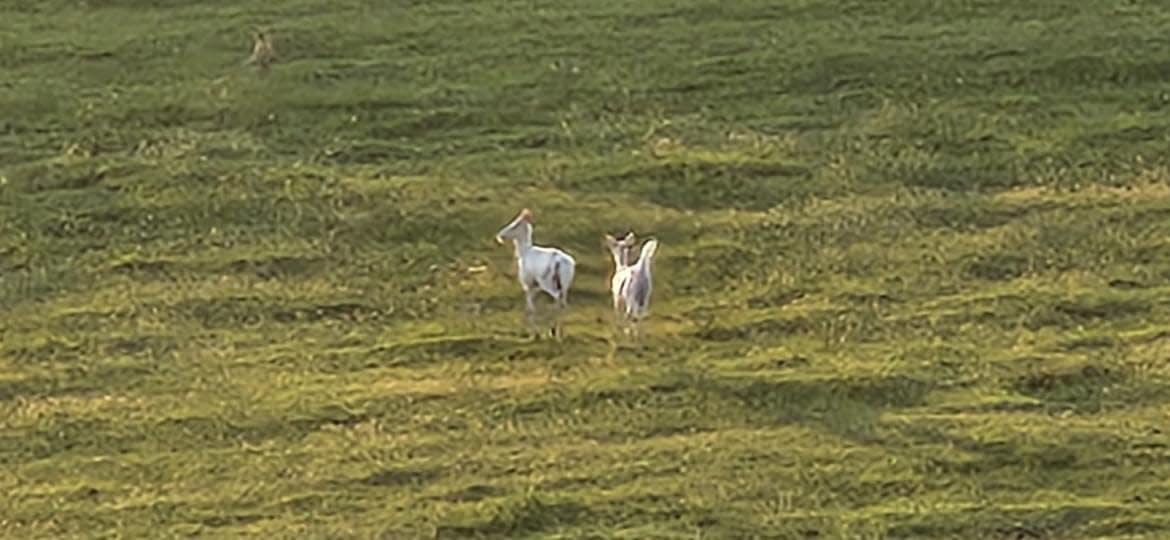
[4,0,1170,537]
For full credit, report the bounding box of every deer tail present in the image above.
[638,239,659,265]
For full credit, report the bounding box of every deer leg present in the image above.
[548,294,560,340]
[624,307,638,341]
[552,292,567,340]
[631,318,648,349]
[525,286,538,315]
[612,298,627,338]
[523,287,539,336]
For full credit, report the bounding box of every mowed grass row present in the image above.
[3,0,1170,538]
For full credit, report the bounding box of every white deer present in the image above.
[605,231,659,338]
[604,231,638,333]
[495,208,576,337]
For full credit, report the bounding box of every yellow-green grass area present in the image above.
[3,0,1170,538]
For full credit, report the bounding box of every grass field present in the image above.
[4,0,1170,538]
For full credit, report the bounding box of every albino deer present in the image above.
[495,208,576,337]
[604,231,637,310]
[606,232,659,338]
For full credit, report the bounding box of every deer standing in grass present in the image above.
[245,30,276,77]
[605,231,659,339]
[495,208,576,338]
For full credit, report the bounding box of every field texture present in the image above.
[4,0,1170,538]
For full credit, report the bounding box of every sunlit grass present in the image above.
[3,0,1170,538]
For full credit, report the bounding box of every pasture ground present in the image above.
[4,1,1170,537]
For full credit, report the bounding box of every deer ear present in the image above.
[519,208,533,221]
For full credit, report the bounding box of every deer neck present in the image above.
[609,252,627,271]
[511,234,534,260]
